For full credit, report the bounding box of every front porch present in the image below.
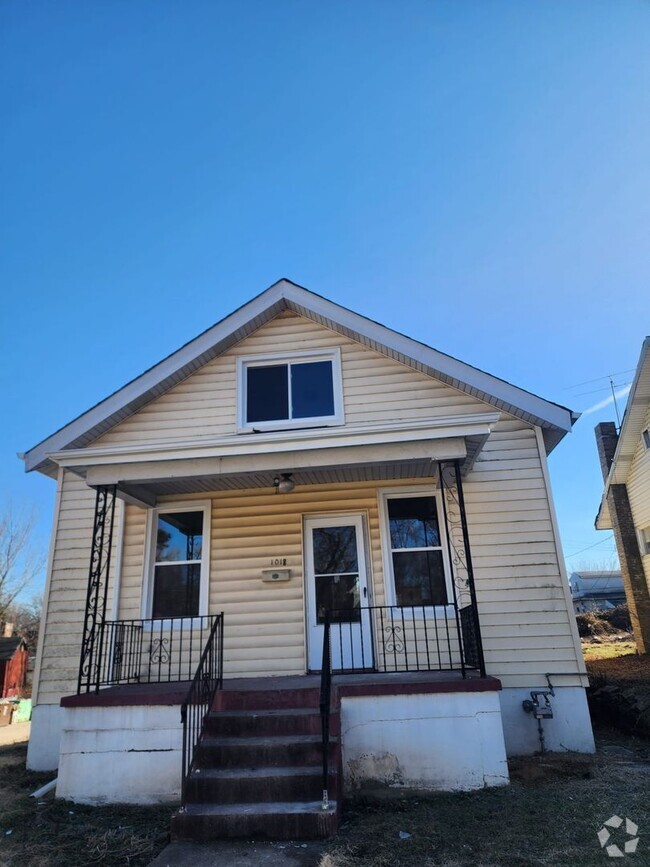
[58,670,507,838]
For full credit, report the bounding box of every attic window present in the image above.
[237,350,343,432]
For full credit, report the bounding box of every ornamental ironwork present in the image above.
[78,485,117,693]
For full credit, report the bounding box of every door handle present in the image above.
[363,587,367,599]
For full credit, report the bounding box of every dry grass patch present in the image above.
[0,744,171,867]
[320,730,650,867]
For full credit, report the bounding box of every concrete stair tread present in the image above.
[201,734,336,747]
[210,708,322,718]
[190,765,323,780]
[179,800,338,816]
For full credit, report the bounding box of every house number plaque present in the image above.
[270,558,287,566]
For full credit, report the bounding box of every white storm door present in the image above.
[305,515,373,672]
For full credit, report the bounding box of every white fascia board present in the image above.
[281,283,577,434]
[49,413,500,469]
[22,283,289,473]
[23,278,575,473]
[601,337,650,491]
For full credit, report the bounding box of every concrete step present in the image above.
[196,734,339,768]
[184,764,340,804]
[204,707,339,737]
[171,800,340,841]
[215,687,322,711]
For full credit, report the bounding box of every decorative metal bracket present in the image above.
[77,485,117,693]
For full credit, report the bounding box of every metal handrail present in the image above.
[319,614,332,810]
[180,612,224,804]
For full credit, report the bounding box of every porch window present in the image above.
[147,505,210,619]
[237,350,343,431]
[384,494,448,607]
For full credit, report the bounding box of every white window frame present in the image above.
[236,348,344,433]
[141,500,211,622]
[378,486,455,616]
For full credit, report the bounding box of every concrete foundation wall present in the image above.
[340,691,509,792]
[27,704,63,771]
[499,686,595,756]
[57,705,183,804]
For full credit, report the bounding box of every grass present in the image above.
[320,728,650,866]
[1,717,648,866]
[0,744,171,867]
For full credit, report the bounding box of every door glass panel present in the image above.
[315,574,361,624]
[157,512,203,561]
[152,563,201,618]
[312,526,358,575]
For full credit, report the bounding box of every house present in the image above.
[595,337,650,654]
[0,634,29,699]
[569,571,626,614]
[22,279,594,839]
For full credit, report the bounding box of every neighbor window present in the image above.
[643,429,650,451]
[384,494,449,606]
[238,351,343,431]
[639,527,650,556]
[148,506,209,619]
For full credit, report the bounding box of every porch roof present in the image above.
[22,279,578,476]
[52,413,497,505]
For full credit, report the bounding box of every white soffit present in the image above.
[22,279,578,474]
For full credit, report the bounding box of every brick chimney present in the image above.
[595,422,618,481]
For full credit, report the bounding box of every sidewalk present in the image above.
[0,721,30,747]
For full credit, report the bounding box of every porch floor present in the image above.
[61,669,499,708]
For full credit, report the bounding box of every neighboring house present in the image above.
[0,636,29,698]
[595,337,650,654]
[22,280,593,839]
[569,571,626,614]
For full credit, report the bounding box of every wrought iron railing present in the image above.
[319,614,333,811]
[79,614,219,693]
[325,603,482,676]
[180,613,224,804]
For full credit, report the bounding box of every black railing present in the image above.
[79,614,219,693]
[319,614,333,811]
[325,604,480,675]
[180,613,224,804]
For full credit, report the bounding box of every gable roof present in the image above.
[22,279,578,475]
[595,336,650,530]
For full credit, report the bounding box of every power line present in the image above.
[572,380,631,398]
[562,368,636,391]
[565,535,616,559]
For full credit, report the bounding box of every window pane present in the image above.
[313,526,358,575]
[392,550,447,606]
[152,563,201,618]
[388,496,440,549]
[316,574,361,624]
[157,512,203,562]
[247,365,289,423]
[291,361,334,419]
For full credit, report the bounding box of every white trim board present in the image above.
[22,280,577,474]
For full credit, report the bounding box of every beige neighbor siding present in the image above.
[95,310,490,446]
[627,405,650,587]
[36,470,117,704]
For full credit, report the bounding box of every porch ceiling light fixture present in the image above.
[273,473,295,494]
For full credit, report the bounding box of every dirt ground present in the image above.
[1,722,648,867]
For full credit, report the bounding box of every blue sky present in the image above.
[2,1,649,596]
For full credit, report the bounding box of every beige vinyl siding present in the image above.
[111,422,583,688]
[36,470,116,705]
[463,420,583,687]
[95,311,491,446]
[627,405,650,586]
